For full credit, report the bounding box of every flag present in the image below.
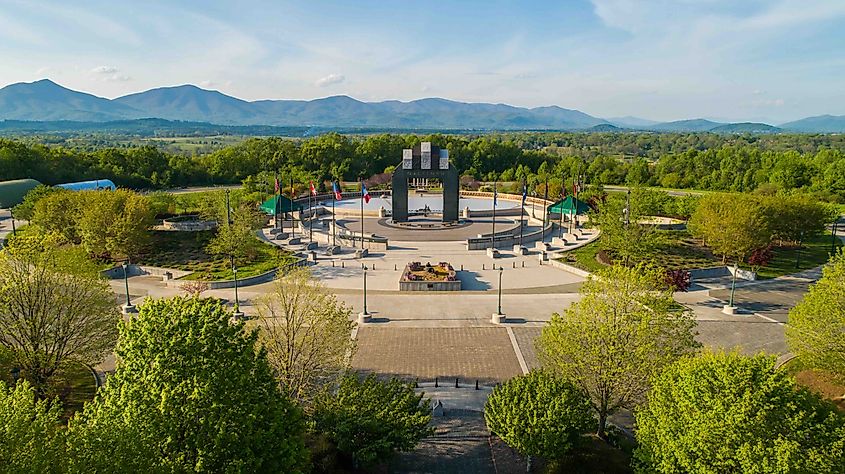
[521,181,527,205]
[493,182,498,206]
[362,183,371,203]
[309,181,317,196]
[332,181,343,200]
[274,177,280,194]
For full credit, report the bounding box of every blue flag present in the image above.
[521,182,527,204]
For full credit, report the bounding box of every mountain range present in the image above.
[1,79,843,133]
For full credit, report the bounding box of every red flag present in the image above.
[362,183,371,203]
[309,181,317,196]
[332,181,342,200]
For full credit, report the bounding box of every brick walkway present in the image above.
[511,327,543,370]
[353,327,522,384]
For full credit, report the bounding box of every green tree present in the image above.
[67,297,307,473]
[787,248,845,385]
[537,264,699,438]
[594,192,664,266]
[256,268,356,403]
[313,373,433,469]
[484,370,593,469]
[76,189,154,259]
[11,184,62,221]
[635,351,845,473]
[0,233,119,396]
[0,380,66,473]
[688,193,773,263]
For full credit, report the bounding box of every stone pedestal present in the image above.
[564,233,579,242]
[308,251,318,262]
[232,310,245,321]
[486,248,500,258]
[552,236,567,247]
[358,312,371,323]
[491,312,506,324]
[463,206,471,218]
[378,206,387,218]
[161,271,173,282]
[326,245,341,255]
[355,248,369,258]
[722,305,738,315]
[121,304,136,315]
[512,245,528,255]
[538,251,548,262]
[535,241,551,251]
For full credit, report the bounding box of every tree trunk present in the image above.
[597,411,608,440]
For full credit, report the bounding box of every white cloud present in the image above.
[315,73,345,87]
[91,65,118,74]
[199,80,217,88]
[103,74,131,82]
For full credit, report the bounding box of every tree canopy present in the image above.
[66,297,307,472]
[787,248,845,383]
[536,264,699,438]
[635,351,845,473]
[484,370,593,461]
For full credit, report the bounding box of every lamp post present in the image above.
[358,265,371,323]
[492,267,506,323]
[10,367,20,383]
[833,221,839,255]
[723,261,739,315]
[9,209,16,236]
[121,261,135,314]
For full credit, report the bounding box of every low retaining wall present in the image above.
[160,215,217,231]
[690,266,757,281]
[166,257,308,289]
[467,222,555,250]
[101,264,193,280]
[399,280,462,291]
[547,259,592,278]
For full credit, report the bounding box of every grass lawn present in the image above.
[136,230,297,281]
[560,230,841,278]
[0,350,98,420]
[782,357,845,412]
[756,232,843,279]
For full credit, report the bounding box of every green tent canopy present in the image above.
[259,195,302,215]
[547,196,591,215]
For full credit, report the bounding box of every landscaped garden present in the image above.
[136,230,298,281]
[561,229,841,280]
[402,261,457,281]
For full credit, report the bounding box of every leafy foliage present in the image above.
[594,192,665,266]
[0,233,119,395]
[663,269,691,291]
[484,370,594,459]
[313,373,433,468]
[536,264,699,438]
[635,351,845,473]
[0,381,66,473]
[257,268,356,403]
[787,249,845,384]
[67,297,307,473]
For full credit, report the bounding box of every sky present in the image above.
[0,0,843,123]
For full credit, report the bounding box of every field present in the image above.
[136,230,297,281]
[782,358,845,412]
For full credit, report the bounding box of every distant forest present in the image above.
[2,132,844,202]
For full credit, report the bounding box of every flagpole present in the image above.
[543,177,548,242]
[559,174,565,239]
[274,172,280,232]
[308,183,313,243]
[360,180,365,249]
[519,179,525,248]
[290,177,296,238]
[332,180,337,247]
[491,181,497,249]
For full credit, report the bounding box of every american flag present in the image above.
[332,181,342,200]
[362,183,371,203]
[309,181,317,196]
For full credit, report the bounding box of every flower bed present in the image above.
[399,261,461,291]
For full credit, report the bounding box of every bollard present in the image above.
[394,264,397,271]
[475,380,479,390]
[435,377,439,388]
[341,261,344,268]
[455,378,459,388]
[414,378,418,388]
[373,264,375,270]
[362,263,365,269]
[512,262,515,268]
[461,264,464,271]
[522,261,525,268]
[483,264,485,270]
[332,260,335,267]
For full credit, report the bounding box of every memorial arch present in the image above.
[390,142,459,223]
